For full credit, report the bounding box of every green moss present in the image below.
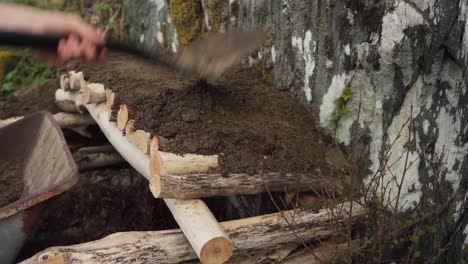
[170,0,206,47]
[205,0,228,32]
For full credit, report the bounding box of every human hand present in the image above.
[0,3,107,65]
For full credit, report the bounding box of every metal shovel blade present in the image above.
[175,31,267,81]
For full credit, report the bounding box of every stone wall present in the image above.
[121,0,468,261]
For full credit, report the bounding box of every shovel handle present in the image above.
[0,31,66,51]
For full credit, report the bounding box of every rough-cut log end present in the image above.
[200,236,233,264]
[149,136,161,176]
[105,89,115,120]
[149,174,162,197]
[82,83,106,105]
[60,73,70,90]
[125,120,150,154]
[69,71,84,91]
[117,104,137,131]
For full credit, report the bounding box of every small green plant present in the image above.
[332,86,355,124]
[1,49,52,93]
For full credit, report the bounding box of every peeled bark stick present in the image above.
[1,113,94,129]
[117,104,137,130]
[64,126,92,138]
[84,102,232,263]
[53,112,94,127]
[55,89,84,113]
[76,151,126,171]
[68,71,84,91]
[20,202,363,264]
[149,172,344,199]
[60,73,70,90]
[0,116,22,127]
[82,83,106,104]
[125,120,151,154]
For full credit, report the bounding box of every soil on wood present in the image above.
[0,157,24,208]
[16,166,178,261]
[81,51,346,175]
[0,78,60,119]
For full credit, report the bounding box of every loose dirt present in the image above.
[0,78,60,119]
[16,166,178,261]
[0,157,24,208]
[81,51,344,175]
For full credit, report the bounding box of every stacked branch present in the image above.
[21,202,364,264]
[149,172,345,199]
[74,145,126,171]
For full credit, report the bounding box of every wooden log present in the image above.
[68,71,84,91]
[117,104,137,130]
[76,145,116,154]
[64,126,92,138]
[60,73,70,90]
[149,172,344,199]
[125,120,150,154]
[150,150,218,176]
[55,89,83,113]
[52,112,94,127]
[83,102,232,263]
[75,148,126,171]
[1,113,94,129]
[82,83,106,104]
[20,202,363,264]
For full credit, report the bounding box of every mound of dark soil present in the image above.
[81,51,342,175]
[0,78,60,119]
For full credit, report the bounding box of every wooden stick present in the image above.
[52,112,94,127]
[20,202,363,264]
[69,71,84,91]
[64,126,92,138]
[76,145,116,154]
[117,104,137,130]
[60,73,70,91]
[82,83,106,104]
[75,149,126,171]
[149,172,344,199]
[83,101,232,263]
[0,113,94,129]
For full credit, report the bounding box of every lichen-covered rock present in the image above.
[122,0,468,261]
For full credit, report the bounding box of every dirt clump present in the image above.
[0,157,24,208]
[0,78,60,119]
[80,51,342,175]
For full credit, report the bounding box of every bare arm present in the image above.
[0,3,106,64]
